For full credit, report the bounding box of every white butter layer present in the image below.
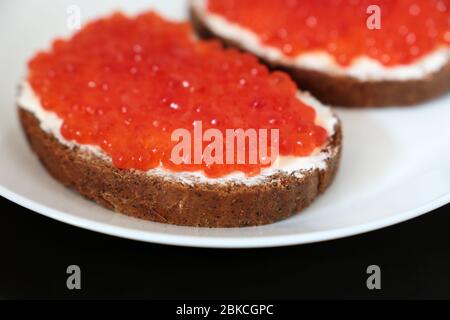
[192,0,450,81]
[18,81,338,186]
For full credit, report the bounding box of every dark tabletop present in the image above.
[0,196,449,300]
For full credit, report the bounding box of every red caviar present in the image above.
[208,0,450,66]
[28,12,328,178]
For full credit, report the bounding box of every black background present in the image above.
[0,196,449,300]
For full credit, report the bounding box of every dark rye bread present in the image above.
[190,5,450,107]
[18,107,342,228]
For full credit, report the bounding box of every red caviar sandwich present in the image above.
[191,0,450,107]
[18,12,341,228]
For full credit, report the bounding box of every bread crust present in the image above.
[18,108,342,228]
[190,6,450,107]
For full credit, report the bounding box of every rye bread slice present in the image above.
[18,107,342,228]
[190,2,450,108]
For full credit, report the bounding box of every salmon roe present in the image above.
[208,0,450,66]
[28,12,328,178]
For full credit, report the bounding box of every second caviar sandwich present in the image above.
[191,0,450,107]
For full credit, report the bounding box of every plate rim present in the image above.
[1,185,449,248]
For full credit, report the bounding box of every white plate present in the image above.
[1,0,450,248]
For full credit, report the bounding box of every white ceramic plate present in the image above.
[1,0,449,248]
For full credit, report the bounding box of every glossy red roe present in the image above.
[208,0,450,66]
[28,12,328,178]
